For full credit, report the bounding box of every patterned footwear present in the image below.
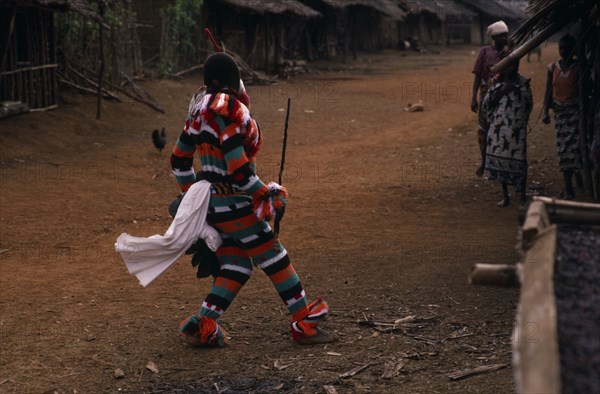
[291,297,337,345]
[179,315,229,347]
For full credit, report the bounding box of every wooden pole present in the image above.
[491,19,571,75]
[577,20,594,201]
[274,98,291,238]
[96,0,105,120]
[265,15,270,74]
[0,3,17,75]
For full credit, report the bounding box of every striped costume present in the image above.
[171,91,328,346]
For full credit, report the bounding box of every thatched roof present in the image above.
[456,0,525,21]
[1,0,106,23]
[397,0,475,20]
[512,0,599,44]
[209,0,322,18]
[320,0,406,20]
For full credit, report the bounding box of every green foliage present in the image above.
[160,0,204,75]
[55,1,130,78]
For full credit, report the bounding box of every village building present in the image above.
[0,0,101,114]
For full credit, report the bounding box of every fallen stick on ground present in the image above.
[380,360,405,379]
[340,362,373,378]
[121,73,166,113]
[447,363,509,380]
[323,385,338,394]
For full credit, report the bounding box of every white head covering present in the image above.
[487,21,509,36]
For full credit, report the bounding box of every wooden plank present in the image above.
[534,196,600,210]
[0,101,29,118]
[530,197,600,225]
[469,263,519,287]
[514,225,560,394]
[522,200,550,246]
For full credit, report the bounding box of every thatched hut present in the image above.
[201,0,322,75]
[396,0,476,46]
[455,0,526,45]
[0,0,101,113]
[132,0,175,65]
[300,0,405,60]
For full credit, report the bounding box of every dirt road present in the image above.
[0,45,566,393]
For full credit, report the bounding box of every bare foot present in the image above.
[475,164,485,177]
[575,173,584,189]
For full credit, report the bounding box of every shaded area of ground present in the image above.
[0,45,575,393]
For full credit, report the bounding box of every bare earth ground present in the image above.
[0,45,572,393]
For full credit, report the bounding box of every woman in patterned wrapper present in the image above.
[482,55,533,207]
[170,53,337,347]
[543,34,583,199]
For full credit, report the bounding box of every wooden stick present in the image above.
[340,362,372,378]
[491,19,571,75]
[58,77,121,101]
[29,104,58,112]
[68,65,120,98]
[447,363,509,380]
[68,63,165,114]
[173,63,204,78]
[278,98,291,185]
[0,3,16,74]
[121,73,165,113]
[96,0,105,120]
[577,21,594,200]
[469,264,519,287]
[274,98,291,237]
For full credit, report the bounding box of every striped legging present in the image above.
[199,192,309,321]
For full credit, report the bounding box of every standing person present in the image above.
[543,34,583,200]
[471,21,510,177]
[482,58,533,207]
[170,52,336,347]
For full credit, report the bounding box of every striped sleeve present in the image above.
[219,117,268,199]
[170,126,197,192]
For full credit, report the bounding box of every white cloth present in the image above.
[115,180,222,287]
[487,21,509,36]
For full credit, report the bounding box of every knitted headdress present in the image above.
[203,53,241,92]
